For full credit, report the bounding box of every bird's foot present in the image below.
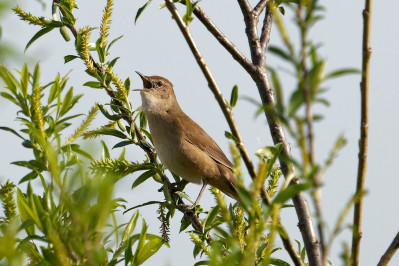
[158,180,188,194]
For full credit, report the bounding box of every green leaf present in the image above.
[19,171,39,184]
[101,140,110,159]
[108,57,120,69]
[64,55,79,63]
[230,85,238,108]
[136,237,165,265]
[268,45,294,64]
[96,38,105,63]
[183,0,194,25]
[0,126,25,140]
[122,210,140,242]
[278,6,285,15]
[175,191,194,204]
[25,27,54,52]
[132,169,157,189]
[85,127,128,140]
[124,201,163,214]
[179,216,191,232]
[270,258,290,266]
[83,81,102,89]
[113,140,134,149]
[224,131,239,143]
[133,219,148,264]
[273,183,311,205]
[204,205,219,230]
[135,0,153,25]
[324,68,360,80]
[32,64,40,91]
[107,35,124,52]
[59,87,73,117]
[288,89,304,116]
[1,92,18,104]
[21,63,29,98]
[255,143,282,161]
[98,104,126,121]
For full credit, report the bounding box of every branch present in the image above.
[52,0,205,234]
[259,5,272,51]
[253,0,269,16]
[185,3,255,75]
[237,0,264,66]
[296,3,325,259]
[377,230,399,266]
[351,0,372,264]
[164,1,303,265]
[239,2,322,265]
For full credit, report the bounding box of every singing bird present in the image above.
[135,72,238,207]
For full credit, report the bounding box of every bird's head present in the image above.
[134,72,178,114]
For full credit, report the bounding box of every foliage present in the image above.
[0,64,166,265]
[0,0,370,265]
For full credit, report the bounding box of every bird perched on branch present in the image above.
[135,72,238,207]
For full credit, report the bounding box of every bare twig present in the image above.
[253,0,269,16]
[351,0,372,265]
[377,230,399,266]
[260,6,272,51]
[165,1,303,265]
[186,3,255,75]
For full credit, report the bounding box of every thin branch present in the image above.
[253,0,269,16]
[351,0,372,264]
[296,3,325,259]
[185,3,255,74]
[52,0,205,234]
[260,5,272,51]
[164,1,303,265]
[237,0,264,66]
[377,230,399,266]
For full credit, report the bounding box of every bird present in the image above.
[134,72,238,207]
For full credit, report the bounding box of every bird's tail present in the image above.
[208,164,238,200]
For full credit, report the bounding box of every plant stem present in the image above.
[351,0,372,265]
[377,230,399,266]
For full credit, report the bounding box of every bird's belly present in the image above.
[149,121,203,184]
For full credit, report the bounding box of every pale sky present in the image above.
[1,0,399,265]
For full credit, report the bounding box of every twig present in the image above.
[52,0,205,234]
[377,230,399,266]
[253,0,269,16]
[260,6,272,51]
[186,3,255,75]
[351,0,372,265]
[165,1,302,265]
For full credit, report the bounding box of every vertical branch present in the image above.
[351,0,372,264]
[296,3,325,258]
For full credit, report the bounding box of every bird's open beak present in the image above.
[135,71,152,90]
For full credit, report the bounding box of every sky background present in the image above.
[1,0,399,265]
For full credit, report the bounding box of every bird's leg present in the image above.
[187,179,208,210]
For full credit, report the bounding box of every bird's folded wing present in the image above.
[181,115,234,170]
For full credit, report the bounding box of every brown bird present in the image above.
[135,72,238,207]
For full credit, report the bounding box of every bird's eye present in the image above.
[157,81,163,87]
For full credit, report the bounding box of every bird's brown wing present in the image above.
[180,114,234,170]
